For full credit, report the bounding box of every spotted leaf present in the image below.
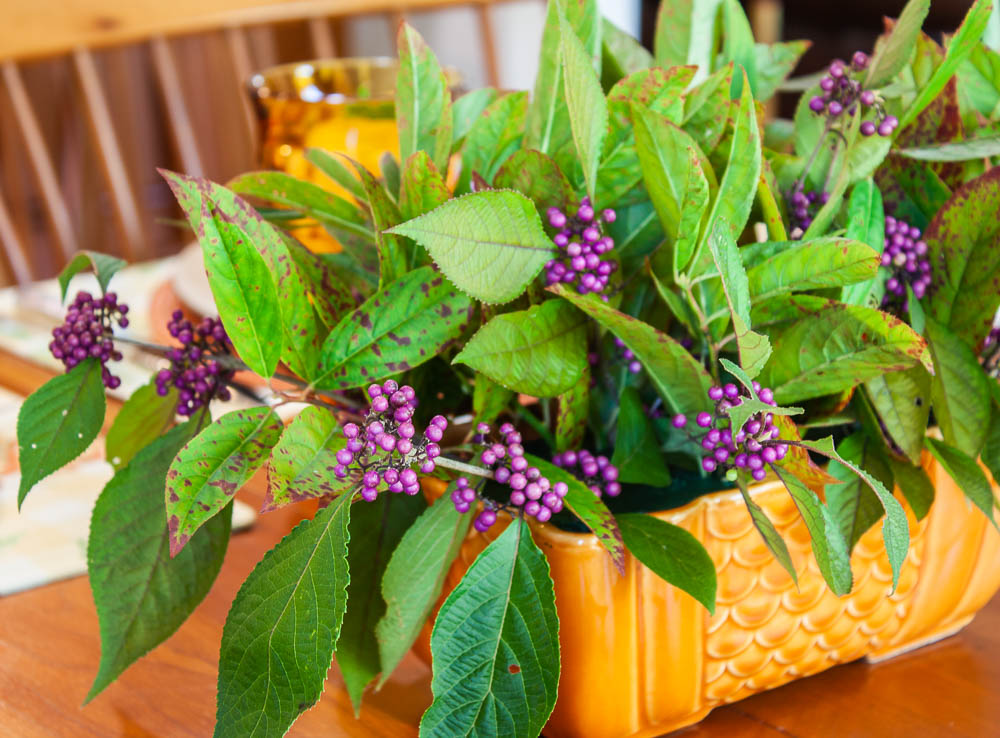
[166,407,283,556]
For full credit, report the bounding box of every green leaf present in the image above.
[925,317,991,458]
[452,88,501,147]
[555,363,590,452]
[455,298,587,398]
[612,387,671,487]
[682,64,734,154]
[161,172,286,378]
[887,456,935,521]
[631,104,709,275]
[724,397,803,450]
[799,435,910,590]
[263,405,351,512]
[457,92,528,194]
[166,407,282,556]
[105,380,178,470]
[900,0,994,129]
[305,147,369,204]
[984,403,1000,487]
[899,135,1000,162]
[380,152,402,201]
[376,492,473,685]
[924,168,1000,346]
[525,453,625,573]
[753,40,809,102]
[690,71,761,277]
[771,466,853,595]
[420,518,559,738]
[17,358,106,508]
[925,437,997,526]
[708,218,771,378]
[865,0,931,87]
[601,19,653,86]
[747,238,880,303]
[654,0,723,79]
[396,22,453,174]
[721,0,758,97]
[600,65,697,210]
[227,170,370,240]
[736,474,798,585]
[345,157,409,287]
[387,191,555,304]
[823,432,891,551]
[215,489,352,738]
[552,285,713,418]
[337,492,425,713]
[317,265,473,389]
[841,179,887,307]
[561,13,608,200]
[525,0,600,160]
[86,419,229,702]
[400,151,451,221]
[755,296,931,404]
[57,251,126,301]
[864,367,931,465]
[493,149,575,222]
[617,513,715,610]
[473,374,515,428]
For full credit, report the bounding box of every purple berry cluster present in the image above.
[880,215,931,310]
[341,379,445,501]
[451,422,567,530]
[155,311,234,415]
[807,52,898,138]
[613,337,642,374]
[787,187,829,238]
[544,198,618,299]
[49,291,128,389]
[552,448,620,498]
[672,382,788,483]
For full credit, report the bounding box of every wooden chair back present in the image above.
[0,0,521,285]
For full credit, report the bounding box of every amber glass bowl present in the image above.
[248,58,400,251]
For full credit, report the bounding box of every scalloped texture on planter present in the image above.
[417,455,1000,738]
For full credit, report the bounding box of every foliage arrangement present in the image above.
[15,0,1000,735]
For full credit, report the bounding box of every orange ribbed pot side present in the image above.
[416,455,1000,738]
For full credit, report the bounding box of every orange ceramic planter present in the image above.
[418,455,1000,737]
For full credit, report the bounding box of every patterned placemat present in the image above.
[0,460,256,596]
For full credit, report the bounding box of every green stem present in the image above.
[515,404,557,451]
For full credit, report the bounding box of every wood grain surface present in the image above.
[1,364,999,737]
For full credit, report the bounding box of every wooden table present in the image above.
[1,351,999,737]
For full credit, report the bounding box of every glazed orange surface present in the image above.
[420,452,1000,738]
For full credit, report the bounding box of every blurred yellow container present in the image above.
[418,453,1000,737]
[249,58,400,252]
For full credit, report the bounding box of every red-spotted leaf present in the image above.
[526,454,625,574]
[396,22,453,174]
[399,151,450,221]
[493,149,575,222]
[166,407,283,556]
[316,265,473,390]
[344,157,409,287]
[754,295,932,404]
[456,91,528,194]
[924,167,1000,347]
[264,405,352,512]
[555,363,590,452]
[161,171,322,380]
